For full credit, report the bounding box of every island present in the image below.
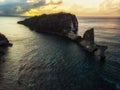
[18,12,78,39]
[0,33,12,62]
[18,12,107,60]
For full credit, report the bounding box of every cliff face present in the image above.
[0,33,12,47]
[18,12,78,37]
[0,33,12,62]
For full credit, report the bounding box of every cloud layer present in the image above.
[99,0,120,16]
[0,0,45,16]
[0,0,120,16]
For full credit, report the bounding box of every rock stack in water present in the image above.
[0,33,12,62]
[18,12,107,60]
[75,28,108,60]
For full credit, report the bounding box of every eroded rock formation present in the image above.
[76,28,108,60]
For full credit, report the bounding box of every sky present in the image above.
[0,0,120,16]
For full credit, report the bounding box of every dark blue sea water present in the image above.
[0,16,120,90]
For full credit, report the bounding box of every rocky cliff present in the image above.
[18,12,78,38]
[0,33,12,62]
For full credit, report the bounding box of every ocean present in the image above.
[0,16,120,90]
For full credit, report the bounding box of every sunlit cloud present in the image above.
[45,0,62,4]
[26,0,41,3]
[0,0,45,16]
[16,6,22,12]
[0,0,4,2]
[98,0,120,16]
[62,0,103,8]
[0,0,120,16]
[22,0,100,16]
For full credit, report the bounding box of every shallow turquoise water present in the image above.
[0,17,120,90]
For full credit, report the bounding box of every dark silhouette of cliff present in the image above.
[0,33,12,62]
[18,12,78,36]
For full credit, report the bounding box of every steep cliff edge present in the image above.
[18,12,78,38]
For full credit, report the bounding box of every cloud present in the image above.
[45,0,62,4]
[0,0,4,2]
[22,0,101,16]
[0,0,120,16]
[26,0,43,3]
[0,0,45,16]
[16,6,22,12]
[98,0,120,16]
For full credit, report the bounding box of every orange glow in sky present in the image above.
[22,0,120,16]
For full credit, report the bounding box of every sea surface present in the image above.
[0,16,120,90]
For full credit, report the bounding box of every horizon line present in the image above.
[0,14,120,18]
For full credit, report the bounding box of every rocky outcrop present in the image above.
[0,33,12,62]
[18,12,107,60]
[75,28,108,60]
[0,33,12,47]
[18,12,78,38]
[77,28,95,52]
